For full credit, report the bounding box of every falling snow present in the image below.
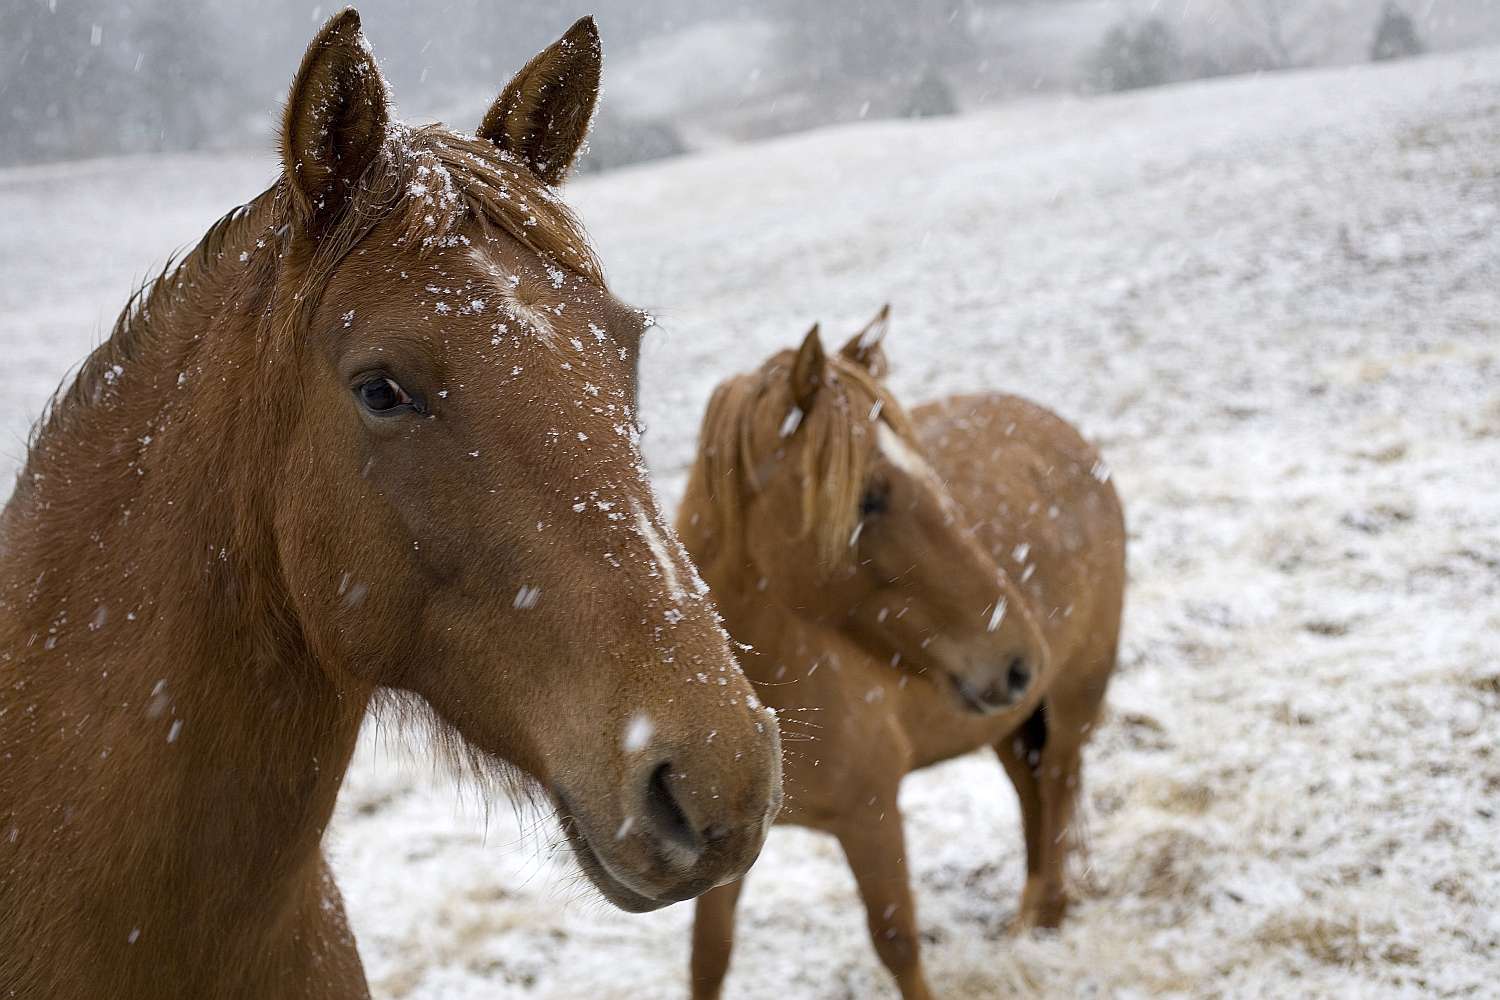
[0,44,1496,1000]
[622,713,655,753]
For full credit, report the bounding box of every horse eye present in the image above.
[859,487,888,518]
[356,376,414,414]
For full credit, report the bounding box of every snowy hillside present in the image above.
[2,47,1498,999]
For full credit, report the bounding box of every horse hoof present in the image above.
[1011,885,1069,933]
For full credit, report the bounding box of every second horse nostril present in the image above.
[1006,657,1032,697]
[644,762,701,853]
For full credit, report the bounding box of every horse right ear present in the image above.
[280,8,390,225]
[839,303,891,378]
[791,324,827,411]
[477,16,602,185]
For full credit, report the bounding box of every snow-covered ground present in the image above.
[3,47,1498,999]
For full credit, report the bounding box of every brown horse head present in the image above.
[267,12,779,909]
[683,306,1050,714]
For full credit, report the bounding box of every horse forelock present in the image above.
[280,124,603,350]
[390,125,603,283]
[694,349,917,572]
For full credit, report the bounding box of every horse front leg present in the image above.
[833,797,934,1000]
[690,877,746,1000]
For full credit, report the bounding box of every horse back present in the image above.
[911,392,1126,671]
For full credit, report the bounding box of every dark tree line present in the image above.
[1087,1,1428,94]
[0,0,705,166]
[772,0,977,80]
[0,0,1440,167]
[0,0,229,164]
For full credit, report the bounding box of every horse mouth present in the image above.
[552,795,707,914]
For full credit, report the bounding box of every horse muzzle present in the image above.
[552,734,783,911]
[949,653,1038,715]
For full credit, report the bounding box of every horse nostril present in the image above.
[1006,657,1033,698]
[642,762,702,856]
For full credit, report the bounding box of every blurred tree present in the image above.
[1,0,131,163]
[1088,17,1184,92]
[1228,0,1293,68]
[771,0,976,81]
[902,67,959,117]
[0,0,238,164]
[1372,3,1424,61]
[128,0,235,152]
[574,106,687,174]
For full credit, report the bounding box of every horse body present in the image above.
[680,322,1124,1000]
[2,12,781,998]
[0,193,372,998]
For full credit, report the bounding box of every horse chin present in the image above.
[553,796,684,914]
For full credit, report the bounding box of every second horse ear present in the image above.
[839,303,891,379]
[477,16,602,185]
[791,324,827,412]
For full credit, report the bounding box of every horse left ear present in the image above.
[791,324,827,411]
[839,303,890,378]
[280,9,390,225]
[477,16,601,185]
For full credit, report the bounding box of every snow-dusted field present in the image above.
[3,48,1498,999]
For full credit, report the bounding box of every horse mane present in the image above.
[691,350,916,570]
[30,123,603,458]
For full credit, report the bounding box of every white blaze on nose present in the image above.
[631,497,686,603]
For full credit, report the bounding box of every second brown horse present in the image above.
[679,308,1127,999]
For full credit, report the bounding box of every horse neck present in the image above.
[0,194,370,978]
[678,478,788,671]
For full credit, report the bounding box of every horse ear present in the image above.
[839,303,891,378]
[791,324,827,411]
[477,16,601,185]
[280,8,390,225]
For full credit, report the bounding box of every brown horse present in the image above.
[0,12,781,999]
[678,308,1126,1000]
